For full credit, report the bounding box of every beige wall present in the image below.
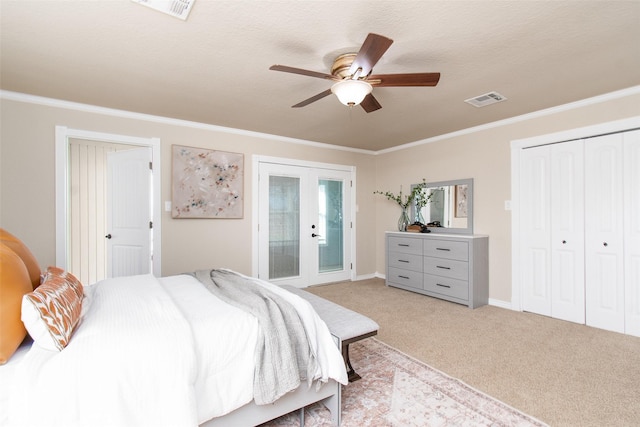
[2,90,639,305]
[0,98,377,278]
[374,91,640,304]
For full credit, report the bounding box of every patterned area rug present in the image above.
[264,338,548,426]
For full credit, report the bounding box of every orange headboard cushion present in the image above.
[0,243,33,364]
[0,228,42,290]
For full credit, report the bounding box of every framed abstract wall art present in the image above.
[172,145,244,218]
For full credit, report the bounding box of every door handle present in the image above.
[105,234,112,239]
[311,233,321,238]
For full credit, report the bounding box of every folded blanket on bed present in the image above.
[192,269,317,405]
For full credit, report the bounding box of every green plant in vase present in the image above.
[374,179,429,231]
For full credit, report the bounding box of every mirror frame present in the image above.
[410,178,474,235]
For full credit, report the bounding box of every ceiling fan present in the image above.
[269,33,440,113]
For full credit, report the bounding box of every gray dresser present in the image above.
[386,232,489,308]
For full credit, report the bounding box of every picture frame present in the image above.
[455,184,468,218]
[171,145,244,218]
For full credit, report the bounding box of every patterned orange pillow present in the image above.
[21,267,84,351]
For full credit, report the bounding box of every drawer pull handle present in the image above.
[436,283,451,288]
[398,259,409,263]
[436,248,451,251]
[398,275,410,279]
[398,244,410,247]
[436,266,451,270]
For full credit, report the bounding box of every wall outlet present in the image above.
[504,200,512,211]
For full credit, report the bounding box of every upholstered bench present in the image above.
[282,285,379,382]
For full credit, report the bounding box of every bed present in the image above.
[0,230,347,427]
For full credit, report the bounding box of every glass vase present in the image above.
[415,207,425,225]
[397,207,410,232]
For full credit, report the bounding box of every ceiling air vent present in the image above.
[131,0,195,20]
[464,91,507,108]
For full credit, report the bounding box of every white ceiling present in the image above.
[1,1,639,151]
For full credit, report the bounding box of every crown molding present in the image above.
[0,90,376,155]
[3,86,639,156]
[376,85,640,155]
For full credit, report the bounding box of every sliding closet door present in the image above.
[624,130,640,337]
[520,140,585,321]
[550,140,585,323]
[520,145,552,316]
[585,134,625,333]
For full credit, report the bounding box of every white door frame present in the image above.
[510,116,640,311]
[252,155,356,282]
[55,126,162,277]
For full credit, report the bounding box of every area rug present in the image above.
[263,338,548,426]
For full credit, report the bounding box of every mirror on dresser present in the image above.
[410,178,473,235]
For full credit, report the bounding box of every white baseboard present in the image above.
[354,272,381,281]
[488,298,514,310]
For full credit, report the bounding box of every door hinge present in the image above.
[149,221,153,229]
[149,161,153,170]
[350,263,353,270]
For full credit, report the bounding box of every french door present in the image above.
[257,161,353,287]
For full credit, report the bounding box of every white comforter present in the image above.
[7,273,347,427]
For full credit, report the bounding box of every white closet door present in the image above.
[624,130,640,337]
[585,134,625,333]
[550,140,585,323]
[520,145,552,316]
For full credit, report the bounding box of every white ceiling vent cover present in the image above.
[132,0,195,20]
[464,91,507,108]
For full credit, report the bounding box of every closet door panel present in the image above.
[624,130,640,337]
[520,145,551,316]
[585,134,624,333]
[550,140,585,323]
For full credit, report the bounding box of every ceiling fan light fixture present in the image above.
[331,80,372,107]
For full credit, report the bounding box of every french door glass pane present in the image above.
[269,176,300,279]
[318,179,343,273]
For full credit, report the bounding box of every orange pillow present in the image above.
[0,228,41,290]
[0,243,33,364]
[21,267,84,351]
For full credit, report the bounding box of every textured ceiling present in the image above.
[1,1,639,152]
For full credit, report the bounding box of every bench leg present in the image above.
[342,343,361,382]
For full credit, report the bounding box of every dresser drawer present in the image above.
[423,239,468,261]
[388,236,422,255]
[387,267,423,289]
[424,257,469,281]
[424,274,469,301]
[388,252,423,272]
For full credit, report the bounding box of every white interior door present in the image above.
[585,134,625,333]
[257,161,352,288]
[106,147,152,278]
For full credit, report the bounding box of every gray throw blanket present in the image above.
[191,269,317,405]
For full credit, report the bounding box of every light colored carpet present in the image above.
[303,278,640,427]
[265,338,546,426]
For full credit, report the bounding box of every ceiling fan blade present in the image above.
[360,93,382,113]
[292,89,333,108]
[349,33,393,77]
[368,72,441,87]
[270,65,336,80]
